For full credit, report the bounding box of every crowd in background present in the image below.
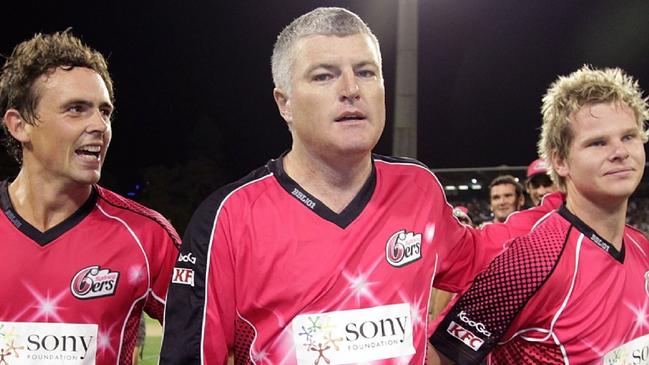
[451,195,649,232]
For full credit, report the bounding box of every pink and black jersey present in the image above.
[159,155,561,365]
[430,205,649,364]
[0,180,180,365]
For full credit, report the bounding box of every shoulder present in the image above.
[509,211,569,251]
[372,154,443,190]
[187,163,274,228]
[625,223,649,247]
[95,186,181,247]
[373,154,431,173]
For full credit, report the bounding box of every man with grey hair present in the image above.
[160,7,561,364]
[429,65,649,364]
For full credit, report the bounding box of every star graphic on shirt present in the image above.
[97,321,120,359]
[24,284,66,322]
[626,298,649,337]
[339,257,384,307]
[128,265,146,284]
[424,223,436,244]
[343,271,379,306]
[252,349,269,362]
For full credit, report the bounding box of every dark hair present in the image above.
[489,174,524,199]
[0,29,114,163]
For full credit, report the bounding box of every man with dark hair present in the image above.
[525,158,557,206]
[160,8,561,364]
[0,30,180,365]
[429,66,649,364]
[488,175,525,223]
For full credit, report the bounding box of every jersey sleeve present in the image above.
[159,191,235,365]
[429,218,566,364]
[143,223,181,322]
[433,191,563,293]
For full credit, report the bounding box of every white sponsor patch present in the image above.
[446,321,484,351]
[291,303,414,364]
[603,333,649,364]
[0,321,97,364]
[172,267,195,286]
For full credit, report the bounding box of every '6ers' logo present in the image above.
[386,229,422,267]
[71,265,120,299]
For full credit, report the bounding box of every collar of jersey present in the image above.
[0,179,98,246]
[268,152,377,229]
[558,204,625,263]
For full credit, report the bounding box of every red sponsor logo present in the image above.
[172,267,195,286]
[447,321,484,350]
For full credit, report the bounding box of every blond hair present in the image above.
[538,65,649,189]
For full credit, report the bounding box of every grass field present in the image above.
[138,316,233,365]
[139,315,162,365]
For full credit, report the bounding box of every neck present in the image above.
[283,148,373,213]
[565,188,628,251]
[8,169,92,232]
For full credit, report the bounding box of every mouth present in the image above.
[335,111,367,122]
[75,145,102,160]
[605,168,634,176]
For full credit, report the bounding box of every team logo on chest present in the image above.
[385,229,422,267]
[70,265,120,299]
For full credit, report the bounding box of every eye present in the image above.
[587,140,605,147]
[100,107,113,121]
[622,133,638,142]
[312,73,334,82]
[357,69,376,78]
[67,104,87,114]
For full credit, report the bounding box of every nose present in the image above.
[86,109,110,135]
[339,70,360,102]
[610,140,630,161]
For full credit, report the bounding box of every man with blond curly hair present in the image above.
[429,65,649,364]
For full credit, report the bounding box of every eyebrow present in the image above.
[580,127,639,144]
[61,98,114,109]
[305,60,379,74]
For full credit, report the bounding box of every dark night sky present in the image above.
[2,0,649,193]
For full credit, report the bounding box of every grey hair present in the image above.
[271,7,381,93]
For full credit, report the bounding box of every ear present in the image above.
[3,109,31,143]
[551,152,569,178]
[273,87,292,125]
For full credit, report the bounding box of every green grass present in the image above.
[138,315,162,365]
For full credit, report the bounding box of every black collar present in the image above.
[268,154,376,229]
[558,205,625,263]
[0,179,97,246]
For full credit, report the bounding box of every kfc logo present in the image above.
[172,267,195,286]
[447,321,484,351]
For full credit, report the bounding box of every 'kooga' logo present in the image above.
[177,252,196,264]
[458,311,491,337]
[447,321,484,351]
